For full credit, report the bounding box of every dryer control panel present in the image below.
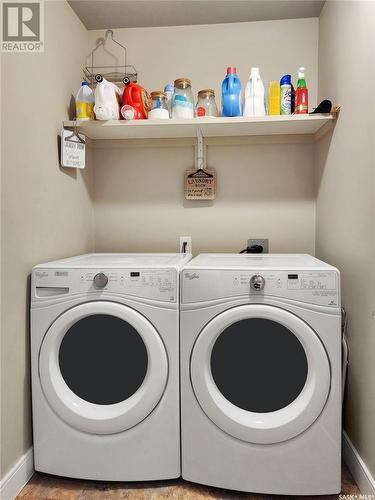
[32,268,177,303]
[182,269,340,307]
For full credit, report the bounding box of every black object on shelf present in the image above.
[310,100,332,114]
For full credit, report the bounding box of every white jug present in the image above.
[94,77,121,120]
[243,67,266,117]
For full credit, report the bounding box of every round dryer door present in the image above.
[190,304,330,444]
[39,301,168,435]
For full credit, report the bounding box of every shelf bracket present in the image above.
[195,126,206,170]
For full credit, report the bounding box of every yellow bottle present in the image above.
[76,82,95,121]
[268,81,280,115]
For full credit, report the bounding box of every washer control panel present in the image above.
[32,268,177,302]
[182,269,340,307]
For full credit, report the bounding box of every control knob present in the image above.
[93,273,108,288]
[250,274,265,291]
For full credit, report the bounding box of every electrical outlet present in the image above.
[179,236,192,254]
[247,239,269,253]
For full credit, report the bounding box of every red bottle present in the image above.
[122,77,150,119]
[295,67,308,114]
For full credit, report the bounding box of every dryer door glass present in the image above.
[59,314,148,405]
[190,304,331,444]
[210,318,308,413]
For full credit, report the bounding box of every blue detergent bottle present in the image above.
[222,66,242,117]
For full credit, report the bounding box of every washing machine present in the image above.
[31,253,191,481]
[180,253,341,495]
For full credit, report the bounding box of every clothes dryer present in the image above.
[180,254,341,495]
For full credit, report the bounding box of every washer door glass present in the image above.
[59,314,148,405]
[40,301,168,435]
[191,304,330,444]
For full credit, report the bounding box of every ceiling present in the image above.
[68,0,325,30]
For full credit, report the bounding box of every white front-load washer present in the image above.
[31,253,191,481]
[180,253,341,495]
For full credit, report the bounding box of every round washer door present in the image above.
[39,301,168,435]
[190,304,330,444]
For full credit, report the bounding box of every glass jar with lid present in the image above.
[172,78,194,119]
[148,91,170,119]
[196,89,218,117]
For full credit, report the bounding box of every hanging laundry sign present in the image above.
[61,128,86,168]
[185,168,216,200]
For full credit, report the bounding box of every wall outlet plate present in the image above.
[179,236,192,254]
[247,239,269,253]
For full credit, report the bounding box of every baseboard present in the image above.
[343,430,375,496]
[0,436,374,498]
[0,448,34,500]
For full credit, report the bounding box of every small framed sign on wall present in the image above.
[184,168,216,200]
[61,128,86,168]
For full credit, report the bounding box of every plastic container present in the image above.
[268,81,280,115]
[295,67,308,114]
[222,67,242,117]
[164,83,174,117]
[148,91,170,119]
[76,81,94,121]
[196,89,218,117]
[243,67,266,117]
[291,82,296,114]
[172,78,194,119]
[94,76,121,120]
[120,105,136,120]
[280,74,292,115]
[122,79,150,119]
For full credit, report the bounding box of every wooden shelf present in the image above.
[64,114,334,142]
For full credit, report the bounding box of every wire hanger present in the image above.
[64,121,85,144]
[84,29,137,86]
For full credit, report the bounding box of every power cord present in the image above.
[341,307,349,405]
[240,244,264,254]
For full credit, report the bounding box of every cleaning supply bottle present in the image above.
[243,67,266,117]
[93,75,121,120]
[295,67,308,114]
[280,74,292,115]
[222,67,242,117]
[268,81,280,115]
[164,83,174,117]
[291,82,296,114]
[122,78,150,119]
[75,81,94,121]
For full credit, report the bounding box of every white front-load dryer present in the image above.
[180,253,341,495]
[31,253,191,481]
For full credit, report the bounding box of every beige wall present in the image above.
[88,18,318,109]
[90,18,318,253]
[0,1,93,479]
[316,0,375,476]
[93,139,315,254]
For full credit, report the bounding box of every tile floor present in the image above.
[17,464,360,499]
